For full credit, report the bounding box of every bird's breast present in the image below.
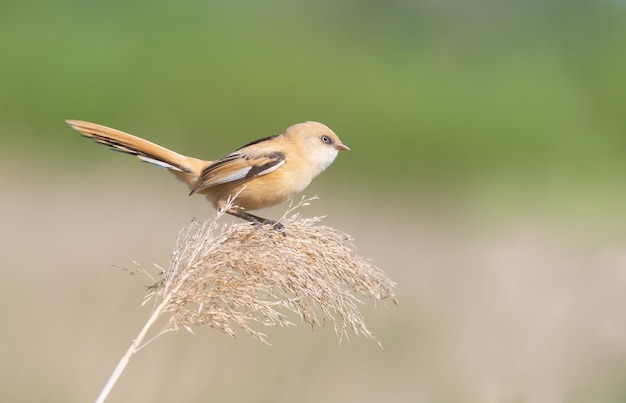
[199,163,313,211]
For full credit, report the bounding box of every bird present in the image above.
[66,119,349,227]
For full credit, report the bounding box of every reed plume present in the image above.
[96,196,397,403]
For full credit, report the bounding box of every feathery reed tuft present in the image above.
[143,196,397,344]
[96,197,396,403]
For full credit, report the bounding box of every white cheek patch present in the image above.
[317,150,339,175]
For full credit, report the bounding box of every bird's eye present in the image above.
[320,135,332,144]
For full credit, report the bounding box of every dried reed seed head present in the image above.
[143,197,397,344]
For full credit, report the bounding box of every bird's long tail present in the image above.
[66,120,207,183]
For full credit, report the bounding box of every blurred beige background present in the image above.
[2,1,626,402]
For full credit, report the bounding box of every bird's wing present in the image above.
[190,149,286,194]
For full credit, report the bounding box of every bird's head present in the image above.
[285,121,349,175]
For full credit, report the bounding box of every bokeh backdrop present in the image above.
[2,1,626,402]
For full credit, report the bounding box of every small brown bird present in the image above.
[66,120,349,226]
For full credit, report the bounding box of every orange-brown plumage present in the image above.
[66,119,348,226]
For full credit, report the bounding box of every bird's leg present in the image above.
[225,208,284,230]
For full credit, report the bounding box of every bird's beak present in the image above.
[335,142,350,151]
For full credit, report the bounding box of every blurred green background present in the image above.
[3,0,626,206]
[2,1,626,402]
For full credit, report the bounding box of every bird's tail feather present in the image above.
[66,120,206,178]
